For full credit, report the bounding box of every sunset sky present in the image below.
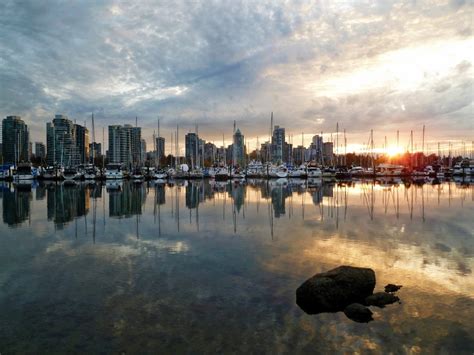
[0,0,472,154]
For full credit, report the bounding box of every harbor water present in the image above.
[0,179,473,353]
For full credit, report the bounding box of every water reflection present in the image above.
[0,179,472,352]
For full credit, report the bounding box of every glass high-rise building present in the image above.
[233,128,245,166]
[107,125,142,166]
[2,116,29,164]
[271,125,285,163]
[46,115,87,166]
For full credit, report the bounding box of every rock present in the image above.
[296,265,376,314]
[344,303,373,323]
[365,292,399,308]
[384,284,402,293]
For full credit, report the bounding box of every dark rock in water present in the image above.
[384,284,402,293]
[344,303,373,323]
[365,292,399,308]
[296,265,376,314]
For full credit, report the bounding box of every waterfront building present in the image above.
[35,142,46,160]
[323,142,334,165]
[2,116,29,164]
[74,124,89,164]
[204,142,217,164]
[260,141,271,163]
[46,115,75,166]
[309,135,323,162]
[140,139,146,163]
[107,124,142,166]
[216,146,226,163]
[155,136,165,163]
[271,125,285,163]
[185,132,200,167]
[233,128,245,166]
[89,142,102,160]
[292,145,306,165]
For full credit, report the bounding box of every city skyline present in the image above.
[0,1,472,153]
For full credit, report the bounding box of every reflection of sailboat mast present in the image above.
[92,195,97,244]
[176,186,180,232]
[421,184,425,222]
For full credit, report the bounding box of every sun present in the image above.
[385,146,403,157]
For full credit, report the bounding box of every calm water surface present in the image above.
[0,179,473,353]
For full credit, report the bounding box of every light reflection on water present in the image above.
[0,179,473,353]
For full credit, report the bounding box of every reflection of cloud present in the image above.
[302,237,474,297]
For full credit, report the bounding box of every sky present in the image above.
[0,0,473,155]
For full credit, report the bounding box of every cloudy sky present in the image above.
[0,0,472,154]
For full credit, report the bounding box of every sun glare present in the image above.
[385,145,403,157]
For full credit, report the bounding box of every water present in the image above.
[0,179,473,353]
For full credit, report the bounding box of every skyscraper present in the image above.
[89,142,102,161]
[35,142,46,160]
[323,142,334,165]
[233,128,245,166]
[74,124,89,164]
[2,116,29,164]
[107,124,142,166]
[185,132,200,167]
[271,125,285,163]
[155,136,165,163]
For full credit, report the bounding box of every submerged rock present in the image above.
[344,303,373,323]
[296,265,376,314]
[365,292,399,308]
[384,284,402,293]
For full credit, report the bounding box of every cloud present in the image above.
[0,0,472,149]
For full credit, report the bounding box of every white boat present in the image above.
[63,167,82,181]
[231,167,245,179]
[289,165,307,178]
[154,169,168,179]
[0,165,13,180]
[349,166,366,177]
[322,167,337,178]
[213,166,230,181]
[307,163,322,178]
[13,163,34,181]
[268,164,288,178]
[131,167,144,181]
[376,164,404,177]
[189,168,204,179]
[105,163,124,179]
[84,164,99,179]
[246,160,264,178]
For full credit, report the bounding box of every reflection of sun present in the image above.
[385,146,403,157]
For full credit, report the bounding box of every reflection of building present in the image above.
[186,182,204,209]
[2,184,31,226]
[109,183,146,218]
[2,116,29,164]
[230,184,245,212]
[270,184,290,218]
[155,185,166,205]
[311,186,323,205]
[47,183,89,228]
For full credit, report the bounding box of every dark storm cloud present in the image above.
[0,0,472,146]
